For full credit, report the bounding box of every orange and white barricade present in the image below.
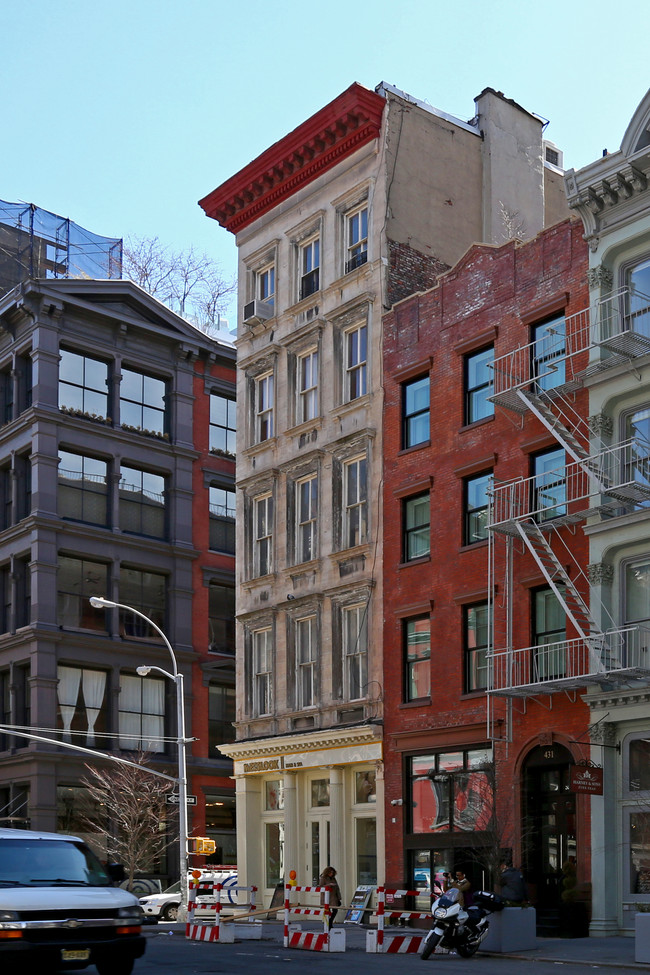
[186,880,261,943]
[283,883,345,952]
[367,886,432,953]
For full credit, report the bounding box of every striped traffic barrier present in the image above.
[185,880,260,943]
[283,883,345,952]
[367,886,431,953]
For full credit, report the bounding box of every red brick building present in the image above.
[382,218,592,932]
[188,345,237,864]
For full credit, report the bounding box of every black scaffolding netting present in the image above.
[0,200,123,298]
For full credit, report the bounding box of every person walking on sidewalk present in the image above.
[319,866,342,929]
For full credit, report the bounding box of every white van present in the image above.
[0,827,145,974]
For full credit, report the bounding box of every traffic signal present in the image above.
[187,837,216,855]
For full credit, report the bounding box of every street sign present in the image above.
[166,794,197,805]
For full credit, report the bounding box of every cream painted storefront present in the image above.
[223,727,383,907]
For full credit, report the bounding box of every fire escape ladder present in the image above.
[514,519,612,672]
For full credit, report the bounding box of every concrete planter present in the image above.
[481,907,537,953]
[635,913,650,962]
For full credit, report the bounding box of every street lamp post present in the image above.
[89,596,189,918]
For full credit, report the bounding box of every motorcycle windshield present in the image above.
[437,888,460,908]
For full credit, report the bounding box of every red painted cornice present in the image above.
[199,83,386,234]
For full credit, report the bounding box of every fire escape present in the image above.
[486,288,650,740]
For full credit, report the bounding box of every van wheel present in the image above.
[161,902,180,921]
[96,960,134,975]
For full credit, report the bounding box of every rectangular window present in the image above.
[344,603,368,700]
[208,582,235,655]
[0,368,13,425]
[464,472,491,544]
[59,349,109,420]
[256,372,274,442]
[56,665,107,746]
[465,347,494,424]
[344,456,367,548]
[296,475,318,563]
[118,567,165,637]
[296,615,316,709]
[533,586,566,680]
[14,556,30,629]
[210,394,236,456]
[119,672,164,752]
[464,603,490,692]
[254,494,273,576]
[15,454,31,523]
[0,467,11,531]
[209,485,236,554]
[533,447,566,521]
[257,263,275,307]
[120,367,166,436]
[409,749,493,834]
[403,376,430,448]
[300,238,320,300]
[208,683,235,758]
[345,323,367,401]
[533,316,566,391]
[253,628,273,716]
[404,493,430,561]
[57,557,107,631]
[627,258,650,336]
[405,616,431,701]
[119,465,165,538]
[59,450,108,526]
[625,558,650,627]
[356,817,377,885]
[346,206,368,273]
[298,349,319,423]
[0,565,10,633]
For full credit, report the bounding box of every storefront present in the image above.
[222,726,383,908]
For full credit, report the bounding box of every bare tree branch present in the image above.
[122,235,236,334]
[79,753,176,890]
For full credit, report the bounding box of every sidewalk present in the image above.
[172,916,650,967]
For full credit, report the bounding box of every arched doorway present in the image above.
[522,743,576,931]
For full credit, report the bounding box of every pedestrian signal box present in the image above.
[187,837,216,855]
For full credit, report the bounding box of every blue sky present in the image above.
[2,0,647,325]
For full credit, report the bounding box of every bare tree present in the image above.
[122,236,236,335]
[79,753,176,890]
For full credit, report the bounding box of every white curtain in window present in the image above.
[57,666,81,742]
[82,669,106,747]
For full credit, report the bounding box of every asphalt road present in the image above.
[66,925,633,975]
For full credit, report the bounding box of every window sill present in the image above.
[331,393,371,420]
[398,555,431,569]
[459,415,494,433]
[242,436,279,459]
[400,697,432,709]
[459,539,489,553]
[399,440,431,456]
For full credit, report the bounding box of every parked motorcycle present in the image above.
[421,888,504,959]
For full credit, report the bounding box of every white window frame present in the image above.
[298,348,319,423]
[253,628,273,716]
[346,205,368,274]
[296,615,316,709]
[296,473,318,563]
[345,322,367,402]
[254,493,273,577]
[257,262,275,307]
[256,372,274,442]
[344,603,368,701]
[300,236,320,301]
[344,455,368,548]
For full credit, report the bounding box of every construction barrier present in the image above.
[186,880,261,943]
[283,883,345,952]
[366,886,431,953]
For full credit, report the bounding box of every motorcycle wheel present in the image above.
[457,937,481,958]
[420,933,441,960]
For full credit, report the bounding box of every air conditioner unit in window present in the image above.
[243,299,273,327]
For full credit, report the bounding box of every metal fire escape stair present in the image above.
[513,519,617,674]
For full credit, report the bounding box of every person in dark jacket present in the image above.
[319,866,342,928]
[499,861,528,904]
